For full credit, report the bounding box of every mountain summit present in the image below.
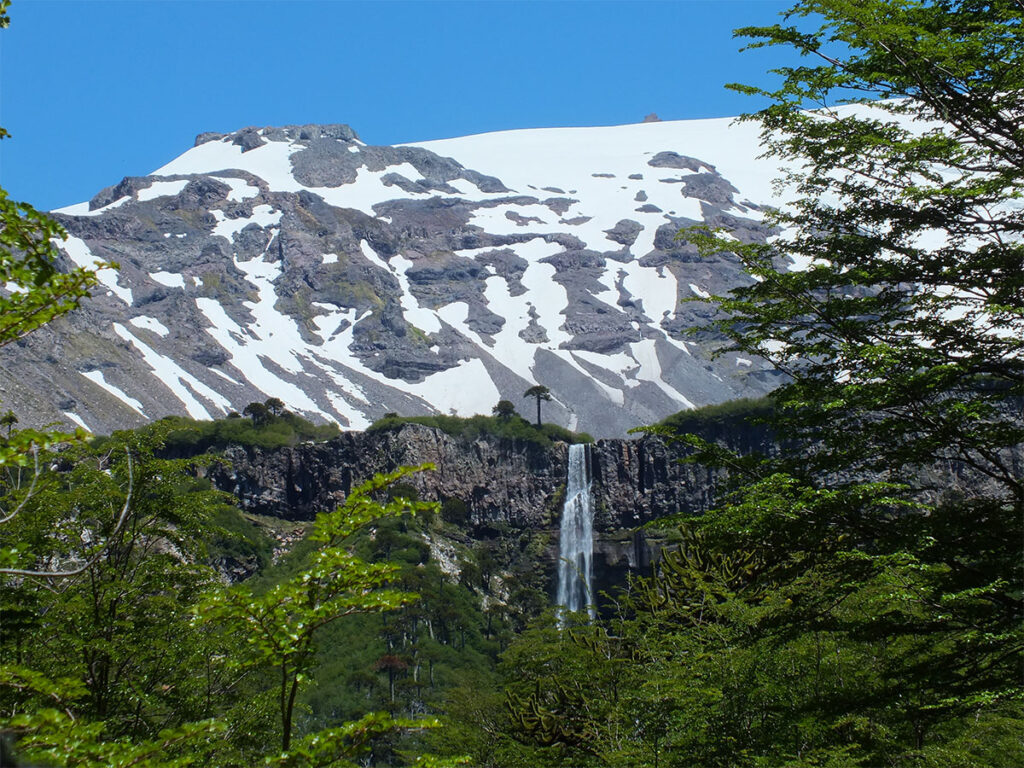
[7,117,786,437]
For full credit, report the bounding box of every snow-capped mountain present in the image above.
[4,117,788,437]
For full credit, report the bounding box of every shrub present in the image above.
[656,396,774,435]
[367,413,592,448]
[157,410,341,454]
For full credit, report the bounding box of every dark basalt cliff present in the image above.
[202,420,775,598]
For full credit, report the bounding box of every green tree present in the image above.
[243,401,271,426]
[200,464,439,755]
[0,428,236,766]
[663,0,1024,763]
[522,386,552,428]
[492,400,517,419]
[0,185,101,355]
[700,0,1024,491]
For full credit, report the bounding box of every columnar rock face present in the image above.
[200,421,776,597]
[207,425,567,527]
[2,117,791,439]
[203,423,753,527]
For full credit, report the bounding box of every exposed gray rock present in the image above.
[678,173,739,206]
[319,124,359,141]
[648,151,714,172]
[604,219,642,247]
[170,178,232,210]
[195,131,226,146]
[700,201,778,241]
[544,232,587,250]
[461,170,511,193]
[543,197,575,216]
[90,177,152,210]
[289,139,365,187]
[504,210,542,226]
[232,128,266,152]
[519,306,548,343]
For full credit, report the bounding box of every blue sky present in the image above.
[1,0,798,211]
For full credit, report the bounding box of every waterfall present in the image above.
[556,443,595,621]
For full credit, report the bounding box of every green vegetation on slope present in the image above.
[156,410,341,453]
[368,412,593,448]
[656,395,774,434]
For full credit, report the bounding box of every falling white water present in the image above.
[556,443,595,621]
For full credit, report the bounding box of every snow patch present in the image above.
[129,316,170,337]
[113,323,231,419]
[150,271,185,289]
[359,239,392,273]
[53,197,129,217]
[155,136,301,192]
[214,175,260,201]
[630,339,695,408]
[391,255,442,335]
[60,236,133,304]
[80,370,146,416]
[622,262,678,325]
[211,204,281,241]
[195,294,332,420]
[63,412,91,431]
[516,239,572,348]
[137,179,190,202]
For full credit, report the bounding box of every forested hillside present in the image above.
[2,1,1021,767]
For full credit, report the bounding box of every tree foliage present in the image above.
[369,412,592,448]
[694,0,1024,488]
[200,464,437,753]
[0,428,242,766]
[664,0,1022,763]
[492,400,517,419]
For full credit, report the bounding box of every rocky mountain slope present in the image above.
[4,117,791,437]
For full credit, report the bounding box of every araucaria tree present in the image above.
[522,385,552,427]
